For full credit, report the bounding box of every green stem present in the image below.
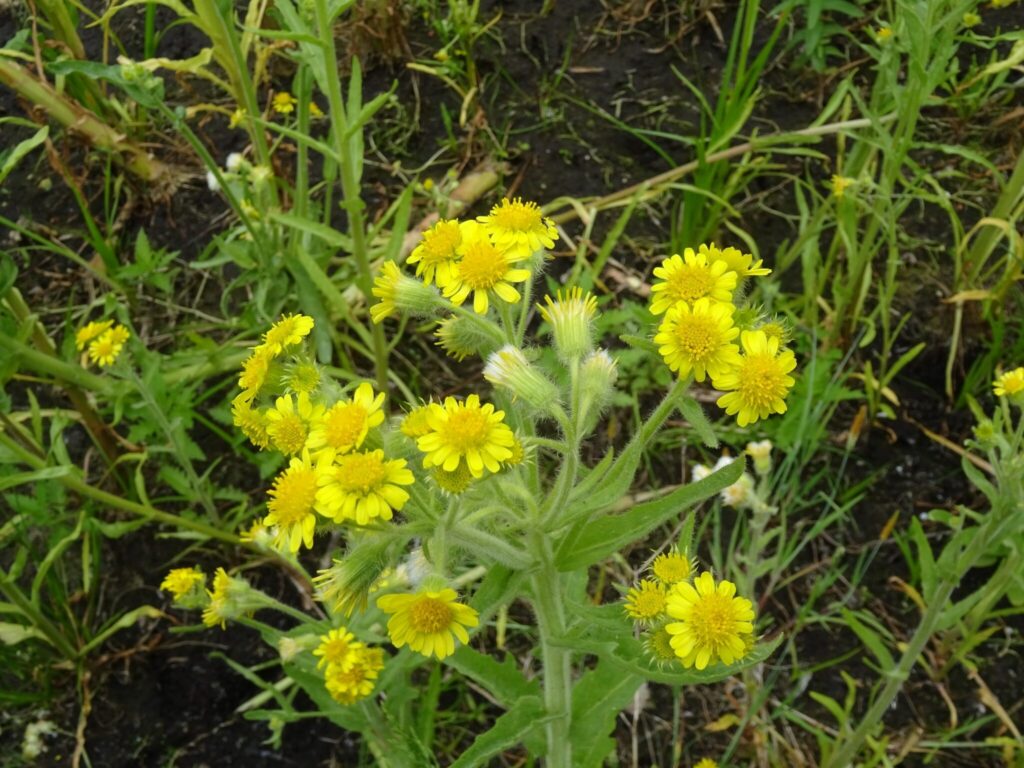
[0,334,113,394]
[0,574,79,660]
[447,526,533,570]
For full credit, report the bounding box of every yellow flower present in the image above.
[264,451,325,552]
[963,11,981,26]
[654,297,742,383]
[232,398,270,450]
[624,579,668,623]
[285,360,321,394]
[273,91,297,114]
[75,319,113,350]
[316,449,414,525]
[831,174,855,199]
[313,627,363,671]
[309,101,324,118]
[416,394,515,477]
[538,286,598,360]
[106,325,130,346]
[441,221,531,314]
[432,463,474,495]
[700,242,771,279]
[990,0,1013,7]
[202,567,233,629]
[645,625,678,666]
[370,261,402,323]
[229,107,246,128]
[160,567,205,600]
[400,403,435,438]
[993,367,1024,397]
[876,25,893,41]
[665,571,755,670]
[695,759,719,768]
[477,197,558,257]
[307,383,385,459]
[377,587,479,659]
[408,219,463,286]
[649,249,738,315]
[237,349,273,402]
[434,316,479,361]
[258,313,315,356]
[87,328,126,367]
[715,330,797,427]
[265,392,324,456]
[650,549,695,585]
[324,645,384,704]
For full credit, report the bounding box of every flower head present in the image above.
[285,360,321,394]
[265,392,325,455]
[400,403,435,438]
[715,330,797,426]
[416,394,515,477]
[324,645,384,704]
[377,587,479,659]
[75,320,113,351]
[831,174,856,199]
[993,367,1024,399]
[624,579,668,624]
[229,107,246,128]
[441,222,531,314]
[432,464,475,495]
[273,92,297,114]
[665,571,755,670]
[650,549,695,585]
[87,326,128,367]
[232,398,270,449]
[313,627,363,671]
[434,314,495,361]
[408,219,463,286]
[649,249,737,315]
[477,197,558,257]
[238,349,273,401]
[700,243,771,279]
[963,11,981,26]
[160,567,205,600]
[483,345,559,409]
[307,383,385,459]
[370,261,441,323]
[746,439,773,475]
[538,286,598,360]
[644,625,678,666]
[259,314,314,356]
[695,760,720,768]
[316,450,414,525]
[654,297,742,383]
[264,451,325,552]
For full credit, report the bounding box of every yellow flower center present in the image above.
[441,407,489,451]
[653,554,691,583]
[736,354,789,408]
[335,452,387,493]
[409,596,453,633]
[268,466,319,524]
[324,403,367,449]
[491,199,542,232]
[288,362,320,393]
[632,587,666,618]
[690,593,738,647]
[422,221,462,263]
[458,240,508,290]
[92,338,117,357]
[271,414,308,455]
[673,315,722,361]
[667,265,715,303]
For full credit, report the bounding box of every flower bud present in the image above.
[745,439,773,476]
[538,287,598,362]
[371,261,444,323]
[484,345,560,411]
[578,349,618,423]
[434,315,500,362]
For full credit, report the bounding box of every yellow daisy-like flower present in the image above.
[160,567,205,600]
[651,549,695,585]
[993,367,1024,398]
[441,222,531,314]
[273,91,297,114]
[645,625,678,666]
[963,11,981,26]
[503,436,525,467]
[370,261,402,324]
[286,361,321,394]
[87,329,126,367]
[400,403,435,438]
[831,174,856,199]
[202,567,232,629]
[700,242,771,278]
[624,579,668,623]
[416,394,515,477]
[665,571,755,670]
[265,392,324,456]
[75,319,114,351]
[232,398,270,450]
[376,587,479,659]
[477,197,558,257]
[649,249,737,315]
[324,646,384,705]
[408,219,463,286]
[654,297,742,384]
[695,759,719,768]
[237,349,273,401]
[316,449,414,525]
[307,383,385,458]
[432,463,474,495]
[259,313,315,356]
[715,330,797,427]
[309,101,324,118]
[313,627,363,671]
[229,107,246,128]
[264,451,324,552]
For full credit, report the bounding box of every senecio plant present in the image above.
[163,198,796,765]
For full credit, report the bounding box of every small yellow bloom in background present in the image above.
[309,101,324,118]
[160,567,205,600]
[831,174,856,199]
[746,439,773,476]
[993,367,1024,398]
[265,392,324,456]
[229,107,246,128]
[400,403,435,438]
[370,261,402,323]
[324,645,384,704]
[644,625,678,665]
[624,579,668,623]
[442,222,532,314]
[649,249,737,315]
[477,197,558,257]
[285,360,321,394]
[316,449,414,525]
[700,242,771,279]
[370,261,441,323]
[650,549,695,586]
[264,451,323,552]
[75,319,113,350]
[408,219,463,287]
[202,567,233,629]
[654,297,742,384]
[716,330,797,427]
[432,463,475,495]
[307,382,385,459]
[990,0,1014,8]
[875,25,893,42]
[963,10,981,25]
[538,286,598,361]
[503,436,525,467]
[258,313,315,356]
[377,587,479,659]
[87,325,129,367]
[666,571,755,670]
[422,177,435,191]
[694,759,720,768]
[417,394,515,477]
[313,627,363,671]
[272,91,297,114]
[237,349,273,402]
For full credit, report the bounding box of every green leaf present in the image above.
[0,125,47,185]
[676,395,718,448]
[839,609,894,670]
[0,622,47,646]
[571,661,645,768]
[555,458,744,570]
[449,696,544,768]
[447,647,539,708]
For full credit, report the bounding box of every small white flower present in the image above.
[226,152,244,172]
[206,170,220,191]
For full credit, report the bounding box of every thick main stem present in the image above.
[530,544,572,768]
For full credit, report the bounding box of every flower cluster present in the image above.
[624,549,756,670]
[75,320,130,367]
[314,628,385,705]
[650,243,796,426]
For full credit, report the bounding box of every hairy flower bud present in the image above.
[484,345,560,411]
[538,287,598,362]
